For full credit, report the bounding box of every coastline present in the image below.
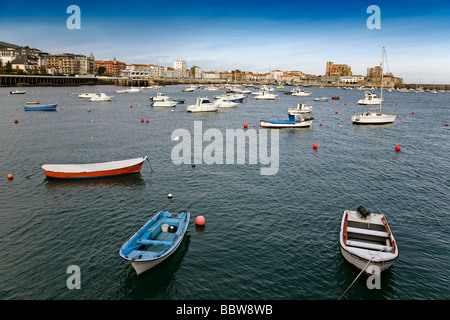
[1,74,449,90]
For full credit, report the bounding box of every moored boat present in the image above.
[41,156,147,179]
[260,103,314,128]
[119,210,190,275]
[254,91,277,100]
[152,96,177,107]
[314,97,328,102]
[358,91,384,105]
[10,90,26,94]
[90,93,112,101]
[24,103,57,111]
[187,97,218,112]
[339,206,398,273]
[79,93,99,99]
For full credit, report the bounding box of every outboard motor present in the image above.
[357,205,370,218]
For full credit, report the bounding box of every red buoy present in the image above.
[244,123,248,128]
[344,103,347,105]
[14,120,18,124]
[130,105,133,108]
[412,112,415,114]
[7,173,13,179]
[146,119,149,123]
[319,123,323,126]
[395,145,401,151]
[335,111,338,114]
[141,119,144,123]
[446,123,449,126]
[195,215,205,226]
[313,143,318,149]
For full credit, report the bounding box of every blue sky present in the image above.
[1,0,450,83]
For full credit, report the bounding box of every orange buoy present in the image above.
[195,215,205,226]
[146,119,149,123]
[244,123,248,128]
[7,174,13,179]
[395,145,401,151]
[313,143,318,149]
[130,105,133,108]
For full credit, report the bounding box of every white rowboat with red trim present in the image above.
[339,206,398,273]
[41,156,147,179]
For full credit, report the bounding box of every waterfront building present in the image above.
[326,61,352,77]
[339,75,365,85]
[174,59,187,78]
[45,52,95,75]
[95,58,126,76]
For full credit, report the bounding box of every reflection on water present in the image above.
[43,173,146,190]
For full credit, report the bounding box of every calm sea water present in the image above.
[0,84,448,300]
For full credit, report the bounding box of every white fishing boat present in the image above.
[79,93,98,99]
[89,93,112,101]
[150,92,169,101]
[287,103,312,114]
[182,85,198,92]
[187,97,218,112]
[357,91,383,105]
[254,91,278,100]
[291,87,312,97]
[352,47,396,125]
[126,87,142,93]
[260,103,314,128]
[340,206,398,273]
[314,97,328,102]
[10,90,26,95]
[152,96,177,107]
[214,97,239,108]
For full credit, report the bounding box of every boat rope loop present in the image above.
[145,157,154,173]
[338,248,384,300]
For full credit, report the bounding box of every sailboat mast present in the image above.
[380,47,385,113]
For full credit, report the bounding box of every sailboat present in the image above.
[352,47,397,125]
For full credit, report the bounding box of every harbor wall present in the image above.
[1,74,450,90]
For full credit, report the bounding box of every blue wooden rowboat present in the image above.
[119,211,190,275]
[24,103,57,111]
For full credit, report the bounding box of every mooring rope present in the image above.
[338,248,384,300]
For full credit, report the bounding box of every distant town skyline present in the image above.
[1,0,450,83]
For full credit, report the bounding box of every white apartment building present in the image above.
[174,59,187,78]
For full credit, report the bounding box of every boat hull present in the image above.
[260,119,313,128]
[24,104,57,111]
[352,113,396,124]
[119,211,190,275]
[41,157,146,179]
[339,209,398,274]
[340,245,396,273]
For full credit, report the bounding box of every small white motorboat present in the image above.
[214,97,239,108]
[152,96,177,107]
[291,87,312,96]
[358,91,384,105]
[150,93,169,101]
[254,91,278,100]
[79,93,98,99]
[10,90,26,95]
[340,206,398,273]
[287,103,312,114]
[187,97,218,112]
[89,93,112,101]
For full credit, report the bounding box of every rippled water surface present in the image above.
[0,85,448,300]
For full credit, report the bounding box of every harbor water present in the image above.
[0,85,448,300]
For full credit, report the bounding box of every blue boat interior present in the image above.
[121,211,189,260]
